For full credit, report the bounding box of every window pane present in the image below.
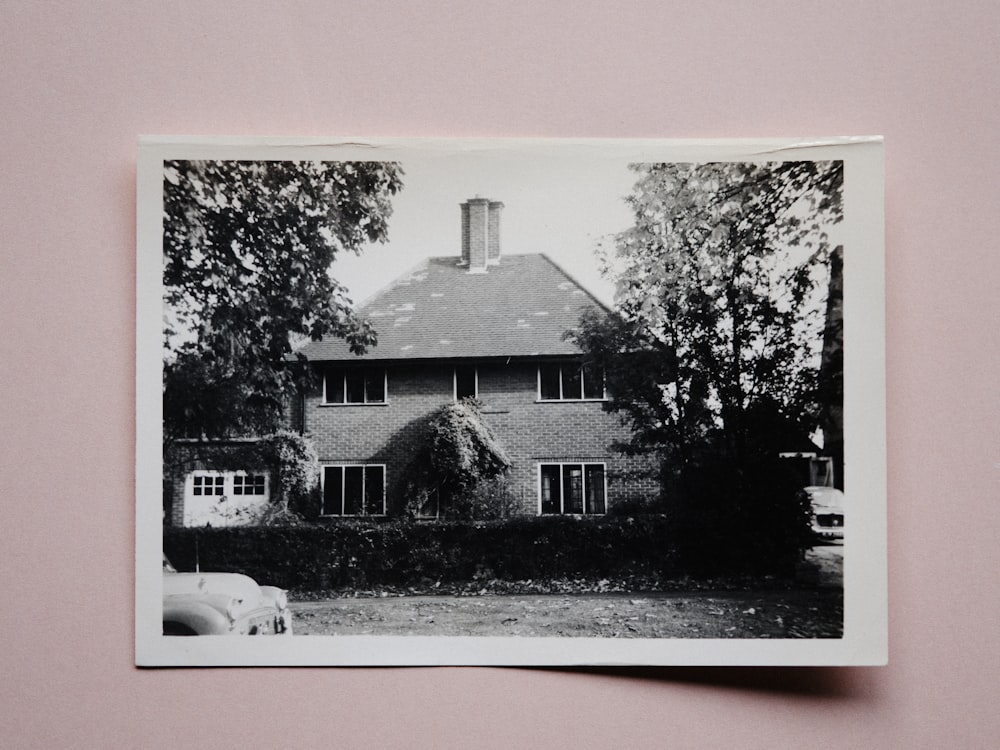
[345,372,366,403]
[364,466,384,515]
[562,366,582,400]
[212,476,225,495]
[365,369,385,403]
[539,365,561,400]
[455,366,476,400]
[343,466,363,514]
[325,369,345,403]
[582,363,604,399]
[233,477,244,495]
[585,465,606,514]
[417,489,439,518]
[563,465,584,513]
[540,465,561,514]
[323,467,343,515]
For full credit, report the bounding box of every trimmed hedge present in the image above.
[163,516,679,591]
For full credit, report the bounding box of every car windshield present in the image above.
[806,487,844,510]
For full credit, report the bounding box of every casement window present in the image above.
[323,367,387,404]
[321,465,386,516]
[415,488,441,519]
[454,365,478,400]
[538,463,607,515]
[537,362,605,401]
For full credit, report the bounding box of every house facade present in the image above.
[294,197,657,519]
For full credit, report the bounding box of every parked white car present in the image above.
[162,556,292,635]
[805,486,844,541]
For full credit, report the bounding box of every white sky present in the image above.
[329,149,642,307]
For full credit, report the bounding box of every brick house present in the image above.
[292,197,658,519]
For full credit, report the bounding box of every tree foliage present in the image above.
[576,160,843,466]
[573,161,843,570]
[162,160,403,438]
[405,400,513,519]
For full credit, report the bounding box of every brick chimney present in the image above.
[461,196,503,272]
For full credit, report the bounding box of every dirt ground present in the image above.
[291,545,843,638]
[291,589,842,638]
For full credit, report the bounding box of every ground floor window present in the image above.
[184,471,270,527]
[538,463,606,515]
[322,465,386,516]
[415,487,441,519]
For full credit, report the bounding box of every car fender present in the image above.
[163,594,233,635]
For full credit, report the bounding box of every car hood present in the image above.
[163,571,263,601]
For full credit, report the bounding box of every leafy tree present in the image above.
[574,161,842,572]
[577,160,843,468]
[162,160,403,438]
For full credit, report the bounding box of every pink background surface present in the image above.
[2,2,997,747]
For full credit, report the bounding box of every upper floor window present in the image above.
[323,367,386,404]
[454,365,478,400]
[538,362,605,401]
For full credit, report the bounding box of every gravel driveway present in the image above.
[291,587,842,639]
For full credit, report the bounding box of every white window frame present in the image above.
[321,368,388,406]
[536,462,608,515]
[453,365,479,401]
[536,362,606,402]
[189,470,270,497]
[320,464,387,517]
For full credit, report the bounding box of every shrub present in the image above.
[403,400,513,520]
[668,452,812,576]
[163,515,680,591]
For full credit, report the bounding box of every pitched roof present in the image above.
[297,254,607,362]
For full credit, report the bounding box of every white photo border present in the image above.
[137,136,886,666]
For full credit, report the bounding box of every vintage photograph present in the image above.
[137,137,885,665]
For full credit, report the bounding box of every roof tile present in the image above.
[298,254,606,361]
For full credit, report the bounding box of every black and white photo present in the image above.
[136,137,886,665]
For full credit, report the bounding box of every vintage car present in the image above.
[805,486,845,541]
[162,556,292,635]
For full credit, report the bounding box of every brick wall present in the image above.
[303,360,659,515]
